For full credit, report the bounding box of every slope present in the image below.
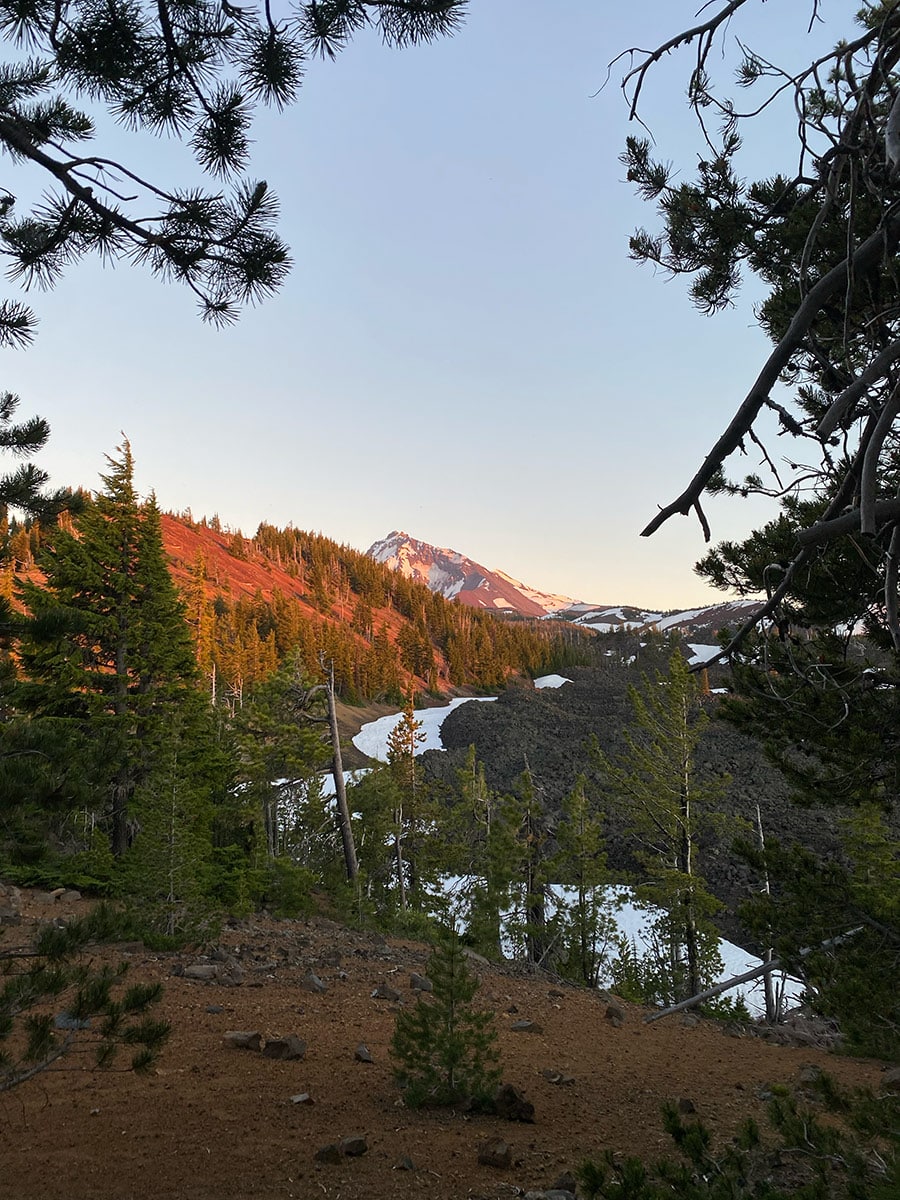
[1,887,890,1200]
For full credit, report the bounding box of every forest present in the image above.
[0,0,899,1193]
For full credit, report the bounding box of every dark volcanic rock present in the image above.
[422,664,852,950]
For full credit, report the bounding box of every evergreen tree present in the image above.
[550,774,617,988]
[619,4,900,1045]
[0,392,70,536]
[1,904,170,1091]
[579,1076,899,1200]
[511,764,552,966]
[386,692,427,910]
[597,654,726,1003]
[122,704,221,936]
[15,443,209,861]
[446,746,520,960]
[230,650,331,865]
[390,925,501,1110]
[694,505,900,1052]
[344,763,402,913]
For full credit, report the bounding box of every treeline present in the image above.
[171,516,596,705]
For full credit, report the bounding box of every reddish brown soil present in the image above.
[0,894,889,1200]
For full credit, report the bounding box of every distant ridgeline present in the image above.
[149,513,597,704]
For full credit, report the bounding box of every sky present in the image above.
[1,1,865,608]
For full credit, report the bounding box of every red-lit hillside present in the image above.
[157,514,582,703]
[159,513,452,696]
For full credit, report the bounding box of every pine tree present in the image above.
[122,704,220,936]
[386,692,426,910]
[230,650,331,865]
[15,443,209,862]
[447,746,519,959]
[390,925,501,1110]
[0,392,70,534]
[1,904,170,1091]
[0,2,466,340]
[512,765,551,966]
[550,774,617,988]
[597,653,727,1003]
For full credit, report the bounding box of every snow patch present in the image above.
[533,674,571,689]
[352,696,497,762]
[686,643,721,665]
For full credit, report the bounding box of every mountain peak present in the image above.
[365,531,581,617]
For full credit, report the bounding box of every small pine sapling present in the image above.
[0,904,170,1091]
[390,926,501,1110]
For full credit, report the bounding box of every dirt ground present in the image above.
[0,891,892,1200]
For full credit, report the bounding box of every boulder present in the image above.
[223,1031,262,1051]
[354,1044,373,1063]
[477,1138,512,1169]
[183,963,218,982]
[371,984,401,1002]
[340,1135,368,1157]
[510,1019,542,1034]
[218,957,243,987]
[410,973,433,992]
[263,1035,307,1061]
[314,1143,343,1164]
[54,1012,91,1031]
[301,972,327,994]
[0,882,23,926]
[524,1192,576,1200]
[493,1083,535,1123]
[542,1069,574,1086]
[605,1002,626,1028]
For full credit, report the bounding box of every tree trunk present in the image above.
[757,804,778,1022]
[326,663,358,882]
[110,775,130,857]
[394,809,407,911]
[679,717,701,999]
[111,621,131,857]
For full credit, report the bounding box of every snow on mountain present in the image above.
[366,531,581,618]
[566,598,761,638]
[366,531,762,632]
[492,570,581,615]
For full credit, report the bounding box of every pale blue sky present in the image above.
[2,1,860,607]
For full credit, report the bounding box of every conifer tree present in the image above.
[15,443,209,861]
[597,654,726,1003]
[1,904,170,1091]
[390,925,501,1110]
[550,774,617,988]
[446,746,519,959]
[230,649,331,864]
[512,764,551,966]
[122,705,220,936]
[386,692,427,910]
[0,1,467,338]
[0,392,70,538]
